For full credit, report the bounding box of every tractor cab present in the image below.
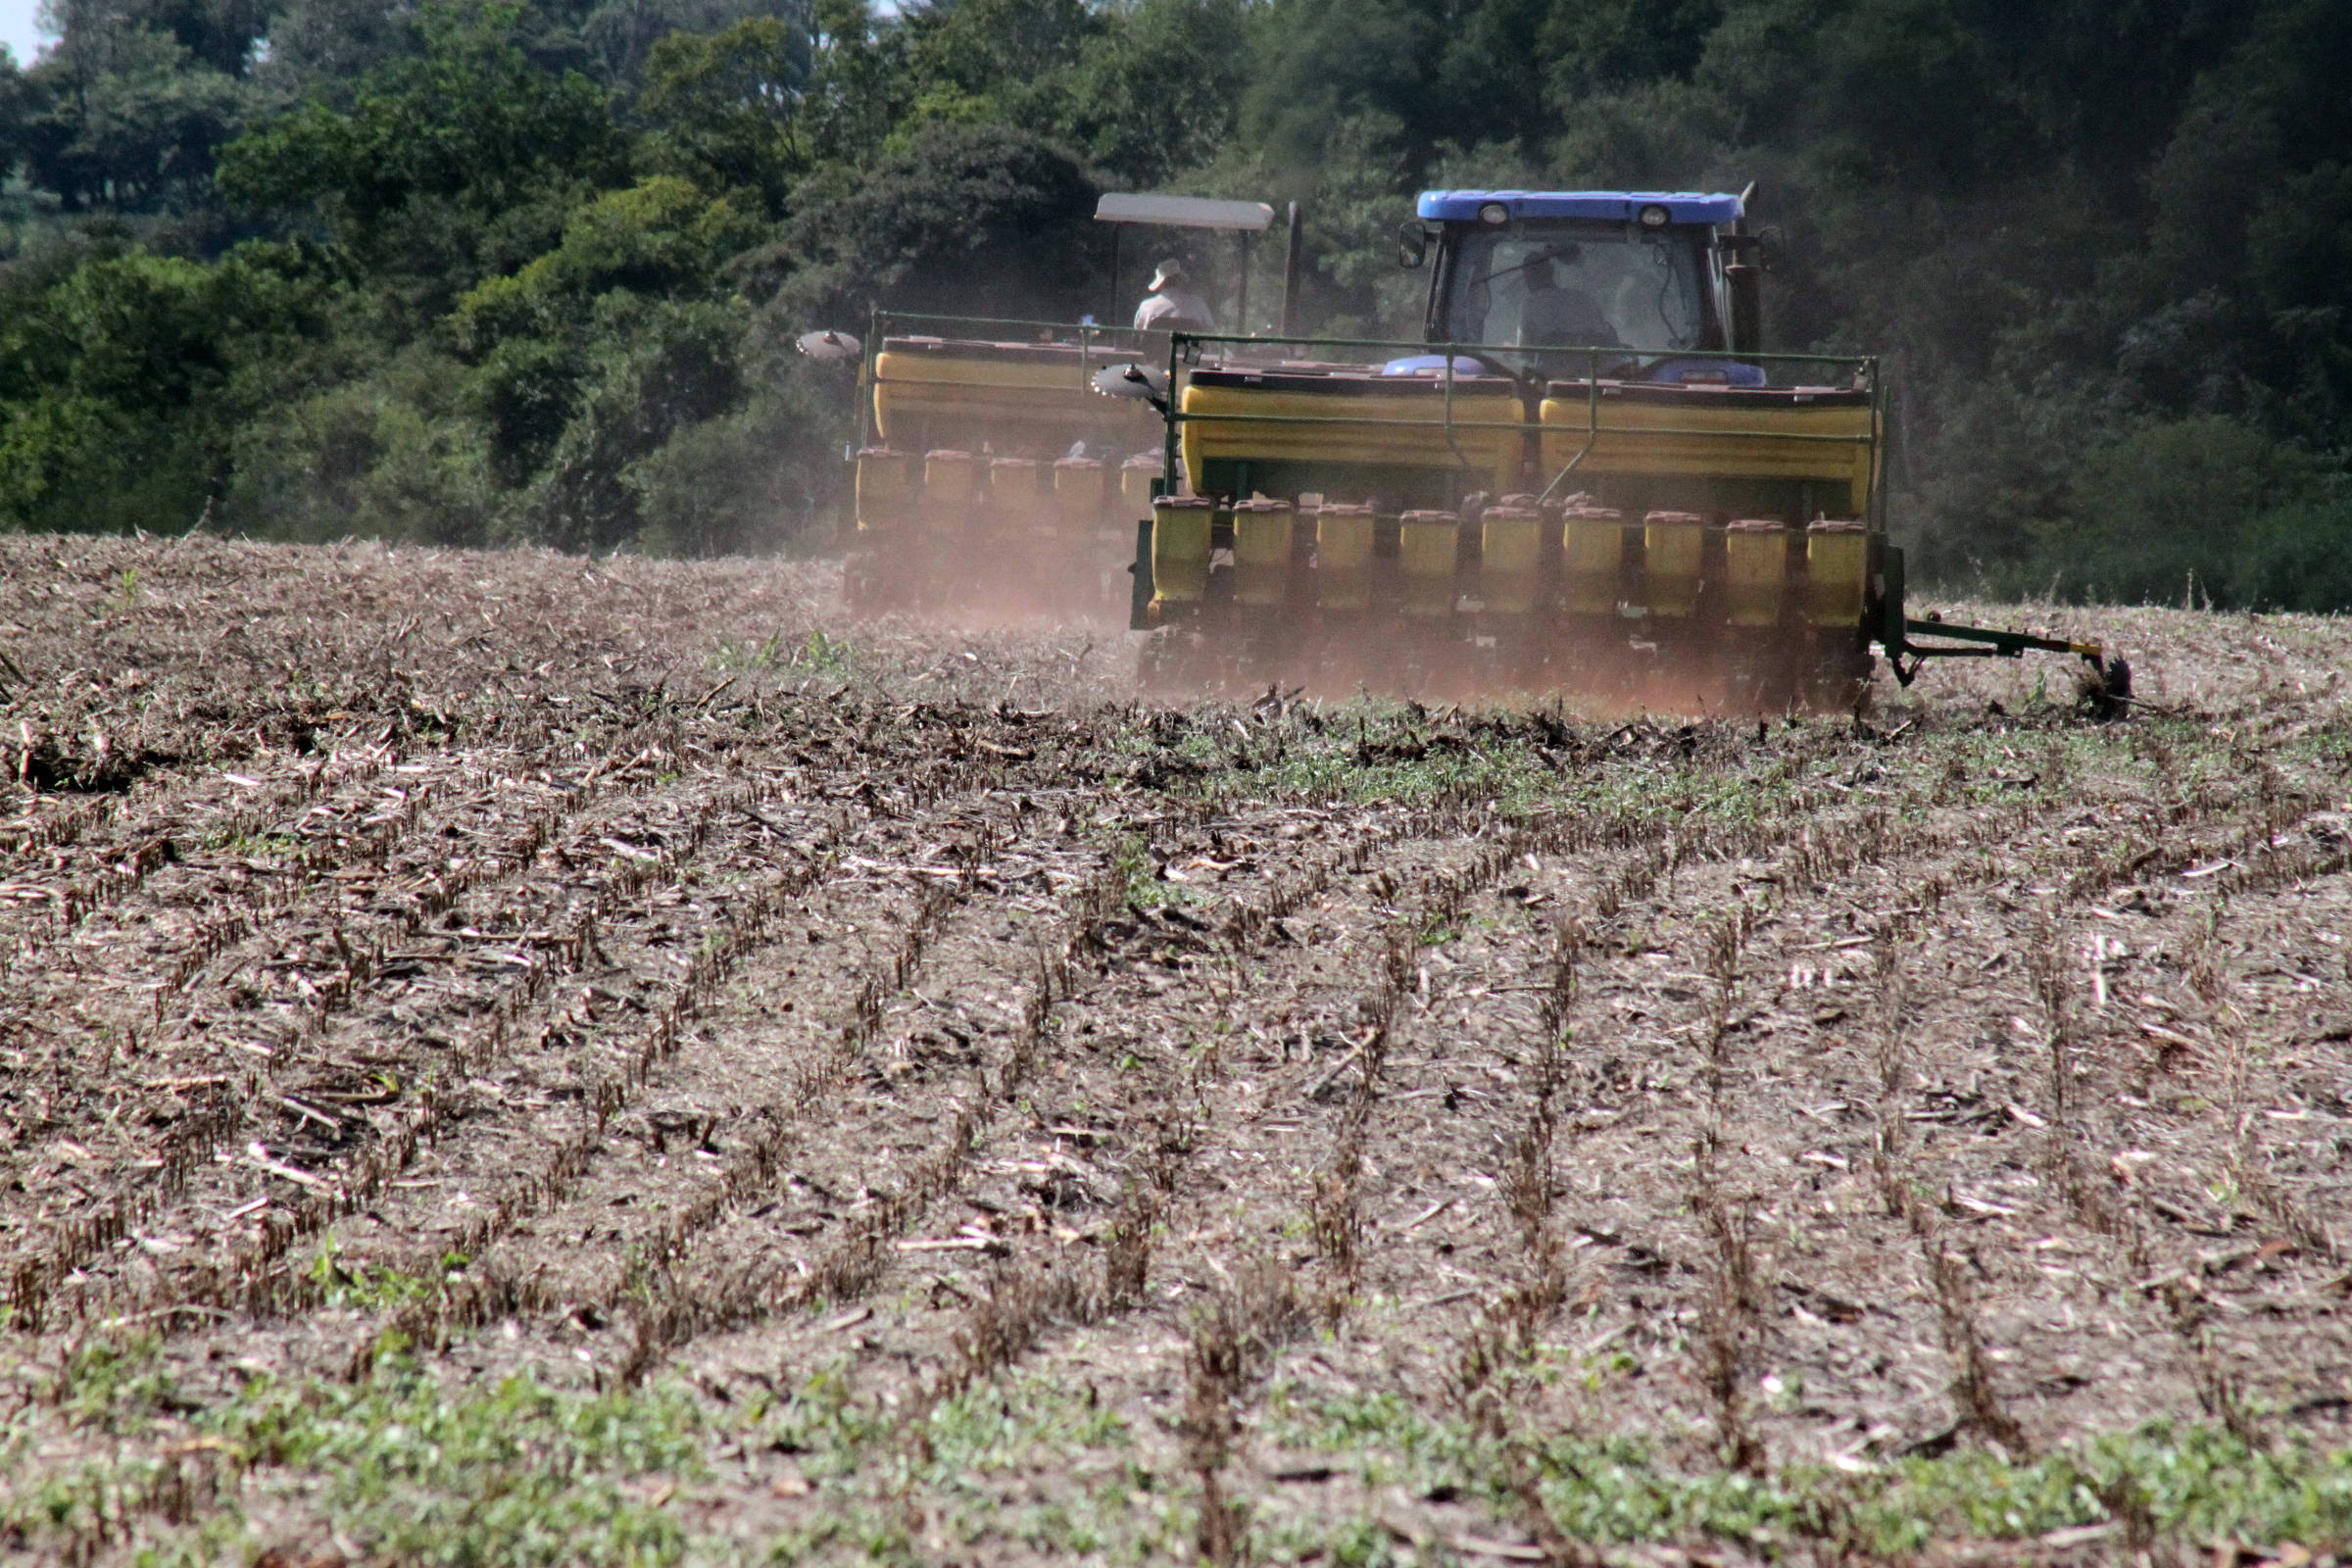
[1402,190,1763,385]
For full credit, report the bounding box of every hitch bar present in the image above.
[1874,544,2127,707]
[1886,615,2111,688]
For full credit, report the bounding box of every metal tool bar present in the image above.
[1170,410,1878,442]
[872,311,1149,394]
[1901,618,2104,660]
[1886,614,2116,696]
[1173,329,1874,372]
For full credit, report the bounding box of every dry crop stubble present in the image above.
[1043,763,1954,1550]
[270,711,1120,1359]
[12,732,744,1316]
[704,794,1581,1549]
[13,728,790,1319]
[2,538,2352,1566]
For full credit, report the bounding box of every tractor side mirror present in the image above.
[1396,221,1428,270]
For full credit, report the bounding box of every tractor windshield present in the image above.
[1443,225,1705,362]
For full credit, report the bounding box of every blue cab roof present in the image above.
[1417,190,1744,225]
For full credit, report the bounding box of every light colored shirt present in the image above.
[1135,287,1215,333]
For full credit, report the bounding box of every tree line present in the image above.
[2,0,2347,607]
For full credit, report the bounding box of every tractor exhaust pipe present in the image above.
[1728,260,1762,355]
[1280,201,1305,337]
[1728,180,1762,356]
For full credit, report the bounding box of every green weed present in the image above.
[4,1347,705,1568]
[754,1364,1160,1564]
[39,1333,178,1434]
[1263,1384,2352,1556]
[714,628,858,674]
[308,1246,451,1312]
[1111,834,1167,907]
[217,1362,702,1566]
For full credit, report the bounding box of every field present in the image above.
[2,533,2350,1568]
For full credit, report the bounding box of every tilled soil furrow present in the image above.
[950,803,1687,1559]
[0,749,395,953]
[590,853,1125,1381]
[1088,734,2341,1553]
[999,722,2335,1530]
[1852,865,2352,1437]
[346,830,1031,1356]
[10,538,2352,1567]
[96,767,828,1322]
[819,809,1669,1550]
[689,803,1459,1388]
[1515,748,2352,1461]
[1814,758,2352,1405]
[6,701,978,1309]
[3,735,772,1322]
[78,709,1107,1327]
[483,788,1474,1417]
[489,805,1470,1562]
[346,748,1079,1281]
[1,727,635,1090]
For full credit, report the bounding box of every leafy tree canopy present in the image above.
[0,0,2345,609]
[217,4,626,239]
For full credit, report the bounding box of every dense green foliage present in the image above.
[2,0,2348,602]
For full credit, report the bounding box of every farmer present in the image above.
[1519,255,1619,350]
[1134,258,1215,334]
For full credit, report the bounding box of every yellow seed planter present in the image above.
[1542,384,1877,515]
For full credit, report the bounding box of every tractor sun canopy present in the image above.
[1093,194,1275,231]
[1416,190,1746,225]
[1094,194,1286,338]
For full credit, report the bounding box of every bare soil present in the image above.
[2,534,2348,1567]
